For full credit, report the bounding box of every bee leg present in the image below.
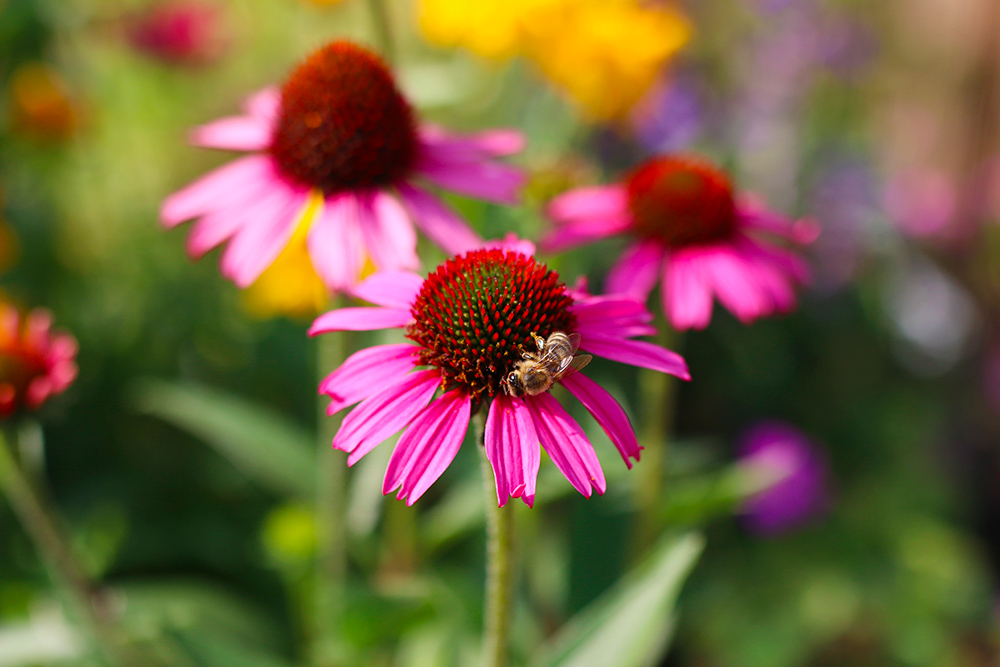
[531,333,546,351]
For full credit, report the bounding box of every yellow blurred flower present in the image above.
[261,502,317,566]
[8,63,81,141]
[243,194,329,319]
[419,0,564,60]
[419,0,691,120]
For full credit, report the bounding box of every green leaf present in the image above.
[129,379,315,499]
[529,532,704,667]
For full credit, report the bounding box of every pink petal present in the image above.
[319,343,420,414]
[663,251,714,330]
[539,215,632,253]
[308,193,365,292]
[526,393,606,498]
[485,234,536,256]
[581,334,690,380]
[561,373,641,469]
[546,185,629,223]
[185,177,297,258]
[219,186,308,287]
[332,369,441,465]
[396,182,483,255]
[383,389,471,505]
[699,247,770,323]
[419,125,525,158]
[350,271,424,309]
[605,240,665,300]
[485,395,540,508]
[572,295,656,338]
[417,145,525,205]
[308,307,413,335]
[243,87,280,123]
[189,116,272,151]
[160,155,274,227]
[358,192,419,271]
[737,194,820,245]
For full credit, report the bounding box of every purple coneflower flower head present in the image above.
[0,305,78,417]
[738,421,831,535]
[309,238,689,507]
[160,40,524,293]
[127,1,228,66]
[542,154,818,330]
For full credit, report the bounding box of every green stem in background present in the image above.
[478,415,513,667]
[630,324,682,562]
[313,318,350,665]
[0,426,137,667]
[367,0,395,65]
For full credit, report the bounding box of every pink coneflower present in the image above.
[0,305,78,417]
[127,1,228,66]
[161,40,523,292]
[543,154,818,330]
[309,239,689,507]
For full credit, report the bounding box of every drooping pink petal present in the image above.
[737,194,820,245]
[416,145,525,205]
[357,192,419,271]
[185,181,296,258]
[546,185,629,223]
[663,250,714,330]
[739,235,810,284]
[572,296,656,338]
[605,240,665,301]
[396,182,483,255]
[318,343,420,414]
[383,389,471,505]
[485,395,540,507]
[308,307,413,335]
[539,214,633,253]
[526,393,606,498]
[219,186,309,287]
[581,334,690,380]
[698,247,770,323]
[189,115,272,151]
[308,193,365,292]
[350,271,424,310]
[418,125,525,158]
[561,373,641,469]
[332,369,440,465]
[160,155,274,227]
[242,87,280,124]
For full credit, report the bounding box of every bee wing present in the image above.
[555,353,592,379]
[537,332,582,365]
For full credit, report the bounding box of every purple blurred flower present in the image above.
[808,158,878,289]
[127,1,228,66]
[630,76,704,154]
[738,421,831,535]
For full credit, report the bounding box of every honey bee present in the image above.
[504,331,592,396]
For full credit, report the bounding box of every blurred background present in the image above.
[2,0,1000,665]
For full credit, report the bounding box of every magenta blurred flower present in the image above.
[127,1,228,66]
[738,421,830,535]
[0,305,77,417]
[309,238,689,507]
[543,154,818,330]
[161,41,523,292]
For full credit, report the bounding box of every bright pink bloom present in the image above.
[161,41,524,292]
[127,1,228,66]
[310,239,689,507]
[0,305,78,417]
[543,155,818,330]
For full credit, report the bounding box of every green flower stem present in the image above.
[630,324,682,561]
[313,318,349,663]
[367,0,395,65]
[478,416,513,667]
[0,427,137,667]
